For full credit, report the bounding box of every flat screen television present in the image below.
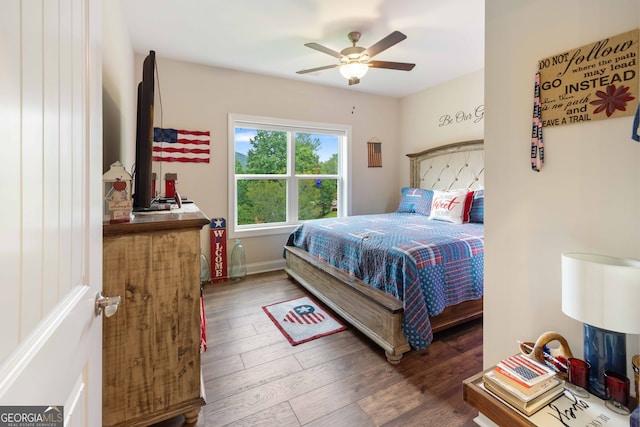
[133,50,156,211]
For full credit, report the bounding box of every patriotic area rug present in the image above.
[262,296,347,346]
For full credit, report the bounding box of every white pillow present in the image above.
[428,189,470,224]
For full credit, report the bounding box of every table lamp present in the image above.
[561,252,640,399]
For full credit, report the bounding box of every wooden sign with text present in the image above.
[210,218,227,282]
[538,29,638,127]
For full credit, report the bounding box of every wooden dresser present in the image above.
[102,209,209,426]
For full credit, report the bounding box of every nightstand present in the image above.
[463,367,635,427]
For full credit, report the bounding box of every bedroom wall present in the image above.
[485,0,640,376]
[400,69,485,188]
[102,0,135,173]
[132,56,401,272]
[100,7,485,277]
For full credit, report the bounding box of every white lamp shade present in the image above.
[339,62,369,79]
[561,252,640,334]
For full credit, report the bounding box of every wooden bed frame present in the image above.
[284,140,484,363]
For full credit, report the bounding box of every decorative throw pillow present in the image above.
[428,189,471,224]
[414,190,434,216]
[396,188,432,214]
[468,188,484,223]
[462,190,475,222]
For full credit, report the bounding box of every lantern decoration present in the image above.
[165,173,178,198]
[103,161,133,223]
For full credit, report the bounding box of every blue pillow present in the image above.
[468,189,484,223]
[396,187,433,216]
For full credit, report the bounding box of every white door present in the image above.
[0,0,103,425]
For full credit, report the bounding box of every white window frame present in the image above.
[228,113,352,238]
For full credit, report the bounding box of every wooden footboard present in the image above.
[283,245,483,364]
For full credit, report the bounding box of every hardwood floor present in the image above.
[153,270,482,427]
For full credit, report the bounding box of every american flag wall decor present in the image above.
[367,139,382,167]
[153,127,210,163]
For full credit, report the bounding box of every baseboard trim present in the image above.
[246,259,285,275]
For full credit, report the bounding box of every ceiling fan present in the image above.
[296,31,416,85]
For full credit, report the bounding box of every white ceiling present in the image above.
[120,0,484,98]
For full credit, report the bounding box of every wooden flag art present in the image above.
[153,127,210,163]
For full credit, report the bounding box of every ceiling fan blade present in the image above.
[296,64,340,74]
[304,42,344,59]
[369,60,415,71]
[365,31,407,58]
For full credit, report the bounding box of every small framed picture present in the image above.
[368,140,382,167]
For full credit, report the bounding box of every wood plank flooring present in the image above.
[153,270,482,427]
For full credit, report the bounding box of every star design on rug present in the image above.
[294,305,313,315]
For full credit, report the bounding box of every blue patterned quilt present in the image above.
[285,213,484,350]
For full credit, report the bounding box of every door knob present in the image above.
[95,292,121,317]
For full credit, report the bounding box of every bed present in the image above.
[283,140,484,363]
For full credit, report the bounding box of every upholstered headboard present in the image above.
[407,140,484,190]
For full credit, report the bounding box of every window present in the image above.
[228,114,351,237]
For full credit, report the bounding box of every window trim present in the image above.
[228,113,352,238]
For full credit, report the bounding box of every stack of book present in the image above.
[483,354,565,416]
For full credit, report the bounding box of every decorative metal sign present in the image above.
[538,29,638,127]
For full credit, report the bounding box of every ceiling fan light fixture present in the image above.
[297,30,413,84]
[339,62,369,80]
